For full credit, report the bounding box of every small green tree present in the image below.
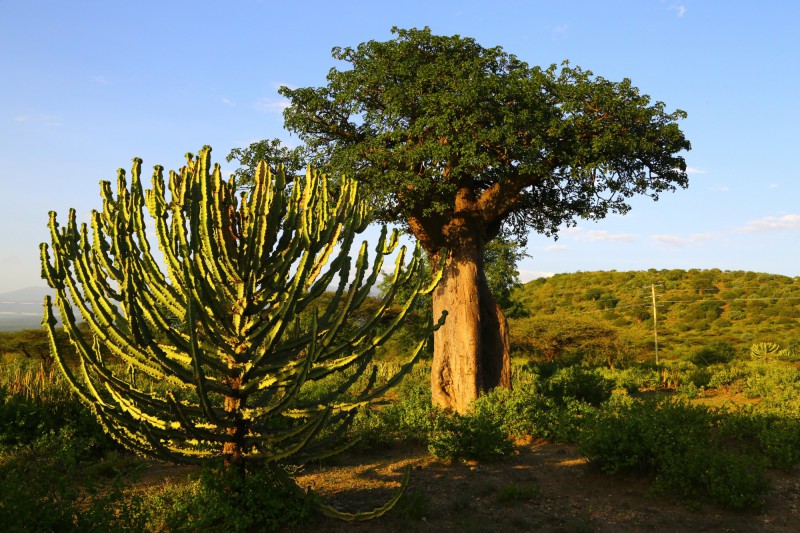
[40,147,442,520]
[511,314,624,368]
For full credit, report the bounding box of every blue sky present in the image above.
[1,0,799,293]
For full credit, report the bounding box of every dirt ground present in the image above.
[291,439,800,532]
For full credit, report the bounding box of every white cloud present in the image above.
[769,184,780,189]
[254,98,289,113]
[544,244,568,252]
[651,233,716,247]
[221,97,235,106]
[13,113,62,125]
[685,166,707,174]
[519,270,555,282]
[271,81,297,91]
[670,5,687,17]
[585,230,637,243]
[741,214,800,233]
[552,24,569,39]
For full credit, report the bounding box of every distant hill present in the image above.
[512,269,800,361]
[0,286,52,332]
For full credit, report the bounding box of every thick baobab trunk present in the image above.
[431,238,511,413]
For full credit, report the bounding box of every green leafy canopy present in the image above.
[233,27,690,248]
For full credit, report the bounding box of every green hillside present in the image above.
[511,269,800,363]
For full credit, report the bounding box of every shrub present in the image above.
[689,341,737,366]
[139,465,313,532]
[602,365,661,394]
[578,399,771,509]
[543,366,614,407]
[495,482,540,504]
[351,383,436,448]
[0,362,110,453]
[428,409,514,461]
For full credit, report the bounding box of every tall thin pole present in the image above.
[651,284,659,365]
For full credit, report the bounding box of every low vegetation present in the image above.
[2,268,799,529]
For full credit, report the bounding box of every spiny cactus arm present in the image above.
[341,227,400,312]
[145,169,189,299]
[286,410,360,457]
[298,174,347,289]
[132,290,194,359]
[164,392,229,442]
[323,244,441,364]
[243,164,289,282]
[94,384,234,453]
[310,241,373,353]
[94,180,125,283]
[82,216,122,303]
[128,161,186,321]
[98,412,174,459]
[196,149,240,287]
[47,212,141,355]
[309,228,400,356]
[309,295,440,389]
[103,385,183,432]
[185,299,226,426]
[183,179,235,324]
[83,231,128,321]
[351,339,430,404]
[41,296,98,407]
[69,218,124,327]
[193,174,238,313]
[246,408,339,449]
[171,192,237,343]
[61,271,191,386]
[243,311,320,402]
[246,243,324,368]
[43,294,180,457]
[45,228,181,385]
[291,422,361,465]
[316,467,410,522]
[136,424,220,465]
[246,407,333,463]
[299,353,374,409]
[300,240,355,317]
[85,362,204,422]
[109,170,136,270]
[74,334,202,416]
[48,213,222,392]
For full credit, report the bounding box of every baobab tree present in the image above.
[232,27,690,412]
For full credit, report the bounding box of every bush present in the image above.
[0,362,113,454]
[578,398,771,509]
[543,367,614,407]
[689,342,737,366]
[602,365,661,394]
[707,361,752,391]
[350,383,436,448]
[428,409,514,461]
[140,465,313,532]
[471,383,596,444]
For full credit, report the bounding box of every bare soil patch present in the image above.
[130,439,800,531]
[296,439,800,532]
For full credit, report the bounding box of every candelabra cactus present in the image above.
[40,146,443,519]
